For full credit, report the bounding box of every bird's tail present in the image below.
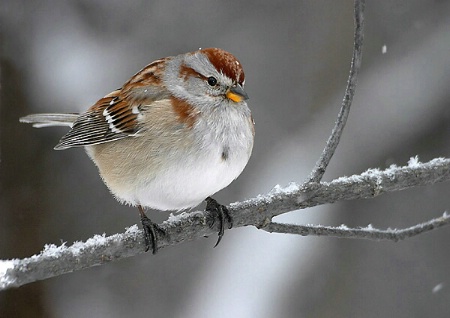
[19,113,79,128]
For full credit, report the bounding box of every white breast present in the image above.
[134,142,250,211]
[100,113,253,211]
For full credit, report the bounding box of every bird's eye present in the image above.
[207,76,218,86]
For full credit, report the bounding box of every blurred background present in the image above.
[1,1,450,317]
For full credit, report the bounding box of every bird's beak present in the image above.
[226,84,249,103]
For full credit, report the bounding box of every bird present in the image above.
[20,48,254,253]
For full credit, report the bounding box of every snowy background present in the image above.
[1,1,450,317]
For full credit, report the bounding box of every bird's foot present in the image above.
[138,205,165,254]
[205,197,233,247]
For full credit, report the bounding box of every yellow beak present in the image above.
[226,85,249,103]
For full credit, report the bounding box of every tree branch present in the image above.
[263,213,450,241]
[307,0,365,183]
[2,157,450,290]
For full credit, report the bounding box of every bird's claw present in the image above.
[205,197,233,247]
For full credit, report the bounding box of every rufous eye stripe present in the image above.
[179,63,206,80]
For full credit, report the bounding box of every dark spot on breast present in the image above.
[221,146,229,161]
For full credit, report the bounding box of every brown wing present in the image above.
[54,91,134,149]
[54,58,170,150]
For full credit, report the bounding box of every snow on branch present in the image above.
[2,157,450,290]
[263,213,450,241]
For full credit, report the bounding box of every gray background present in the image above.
[1,1,450,317]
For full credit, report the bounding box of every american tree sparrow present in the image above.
[20,48,254,253]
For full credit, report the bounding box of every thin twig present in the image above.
[1,158,450,290]
[262,213,450,241]
[307,0,366,183]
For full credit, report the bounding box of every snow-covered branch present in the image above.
[2,157,450,290]
[263,213,450,241]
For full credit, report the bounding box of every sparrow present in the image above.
[20,48,254,253]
